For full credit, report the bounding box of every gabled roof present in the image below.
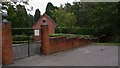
[33,14,58,28]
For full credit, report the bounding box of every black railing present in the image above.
[12,28,42,60]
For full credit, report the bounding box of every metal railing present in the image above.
[12,42,41,60]
[12,28,42,61]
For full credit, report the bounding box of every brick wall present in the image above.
[2,22,13,64]
[41,24,50,55]
[41,24,96,55]
[0,23,2,66]
[49,37,95,54]
[34,36,41,41]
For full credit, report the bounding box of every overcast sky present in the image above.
[28,0,79,16]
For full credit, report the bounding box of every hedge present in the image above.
[12,35,33,41]
[12,28,34,36]
[55,27,95,35]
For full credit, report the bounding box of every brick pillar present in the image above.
[2,22,13,64]
[0,23,2,67]
[41,24,50,55]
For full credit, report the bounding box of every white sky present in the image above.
[28,0,79,16]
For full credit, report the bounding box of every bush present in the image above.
[12,35,33,41]
[12,28,34,35]
[12,28,34,44]
[55,27,95,35]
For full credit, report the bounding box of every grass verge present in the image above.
[93,43,120,46]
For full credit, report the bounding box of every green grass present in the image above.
[49,33,95,38]
[93,43,120,46]
[49,34,70,37]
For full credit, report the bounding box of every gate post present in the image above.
[41,18,50,55]
[2,12,13,64]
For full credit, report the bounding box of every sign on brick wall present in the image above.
[34,30,39,36]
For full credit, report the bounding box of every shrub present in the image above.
[12,28,34,36]
[12,35,33,41]
[55,27,95,35]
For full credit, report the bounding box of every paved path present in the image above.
[8,44,118,66]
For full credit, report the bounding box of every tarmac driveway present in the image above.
[7,44,118,66]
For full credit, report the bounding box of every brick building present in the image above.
[33,14,57,41]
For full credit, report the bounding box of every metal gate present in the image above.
[12,28,41,61]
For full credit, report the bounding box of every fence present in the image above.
[12,41,41,60]
[12,28,41,60]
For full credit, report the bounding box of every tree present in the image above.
[64,2,72,13]
[118,1,120,15]
[2,1,32,28]
[34,9,41,22]
[45,2,58,22]
[28,14,34,27]
[16,4,29,27]
[64,2,81,27]
[7,5,18,27]
[51,7,76,27]
[87,2,119,42]
[7,4,29,28]
[63,2,119,42]
[45,2,56,15]
[64,2,96,28]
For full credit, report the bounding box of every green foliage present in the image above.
[86,2,119,42]
[51,7,76,28]
[2,2,34,28]
[28,15,34,27]
[45,2,58,22]
[7,4,29,27]
[12,35,34,44]
[49,34,71,37]
[118,2,120,15]
[87,3,118,35]
[64,2,92,27]
[17,5,29,27]
[45,2,55,15]
[45,2,58,15]
[34,9,41,22]
[12,35,29,41]
[55,27,95,35]
[7,5,17,27]
[12,28,34,36]
[48,2,119,42]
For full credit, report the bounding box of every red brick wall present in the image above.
[49,37,95,54]
[34,36,41,41]
[0,23,2,66]
[41,23,96,55]
[2,22,13,64]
